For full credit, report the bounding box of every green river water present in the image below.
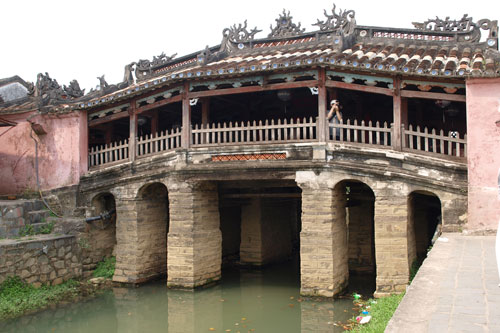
[0,260,372,332]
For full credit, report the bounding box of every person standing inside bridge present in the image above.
[327,99,343,140]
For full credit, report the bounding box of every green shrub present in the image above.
[38,221,55,234]
[93,256,116,279]
[18,225,35,237]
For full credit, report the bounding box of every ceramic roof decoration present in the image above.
[1,3,499,114]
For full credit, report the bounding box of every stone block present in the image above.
[52,278,63,286]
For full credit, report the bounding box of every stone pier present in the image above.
[240,197,293,266]
[113,182,169,283]
[297,171,349,297]
[166,179,222,288]
[374,192,411,296]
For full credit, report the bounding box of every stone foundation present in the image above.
[0,235,82,286]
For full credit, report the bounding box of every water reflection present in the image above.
[0,261,360,332]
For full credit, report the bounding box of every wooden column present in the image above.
[181,82,191,149]
[105,123,113,145]
[401,97,408,147]
[201,98,210,144]
[392,77,402,151]
[201,97,210,126]
[129,101,137,162]
[318,68,327,142]
[151,110,159,136]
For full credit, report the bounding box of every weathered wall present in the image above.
[0,235,82,286]
[0,110,87,196]
[466,78,500,232]
[0,199,46,238]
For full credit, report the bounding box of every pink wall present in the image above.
[0,110,87,195]
[466,78,500,232]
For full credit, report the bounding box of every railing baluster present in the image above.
[464,134,467,157]
[439,129,444,154]
[431,128,436,153]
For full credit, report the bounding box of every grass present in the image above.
[92,256,116,279]
[0,277,79,320]
[352,292,405,332]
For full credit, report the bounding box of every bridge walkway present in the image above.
[386,233,500,332]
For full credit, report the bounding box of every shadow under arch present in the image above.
[135,182,170,280]
[407,190,441,268]
[333,179,376,295]
[88,192,117,263]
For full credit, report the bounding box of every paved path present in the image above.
[386,233,500,333]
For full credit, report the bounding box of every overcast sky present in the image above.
[2,0,499,91]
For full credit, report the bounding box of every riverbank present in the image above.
[0,256,116,321]
[0,276,113,321]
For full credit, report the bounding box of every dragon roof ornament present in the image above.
[313,3,356,35]
[268,9,305,38]
[412,14,498,43]
[223,20,262,43]
[135,52,177,73]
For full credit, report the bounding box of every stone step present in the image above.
[30,222,55,234]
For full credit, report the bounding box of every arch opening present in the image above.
[136,182,169,280]
[88,192,117,264]
[218,180,302,278]
[334,180,376,295]
[408,191,441,270]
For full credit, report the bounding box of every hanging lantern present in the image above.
[444,107,459,117]
[277,90,292,102]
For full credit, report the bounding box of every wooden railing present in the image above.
[328,119,392,147]
[137,128,182,157]
[191,117,317,147]
[402,125,467,158]
[88,140,129,168]
[88,119,467,168]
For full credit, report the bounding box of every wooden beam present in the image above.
[318,68,327,142]
[188,80,319,99]
[325,80,393,96]
[89,110,129,126]
[400,90,466,102]
[136,95,182,114]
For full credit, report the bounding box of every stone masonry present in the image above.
[296,171,349,297]
[113,182,169,283]
[374,192,412,297]
[166,179,222,288]
[0,235,82,286]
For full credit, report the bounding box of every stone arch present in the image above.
[135,182,169,279]
[85,192,117,268]
[334,179,376,290]
[407,190,442,268]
